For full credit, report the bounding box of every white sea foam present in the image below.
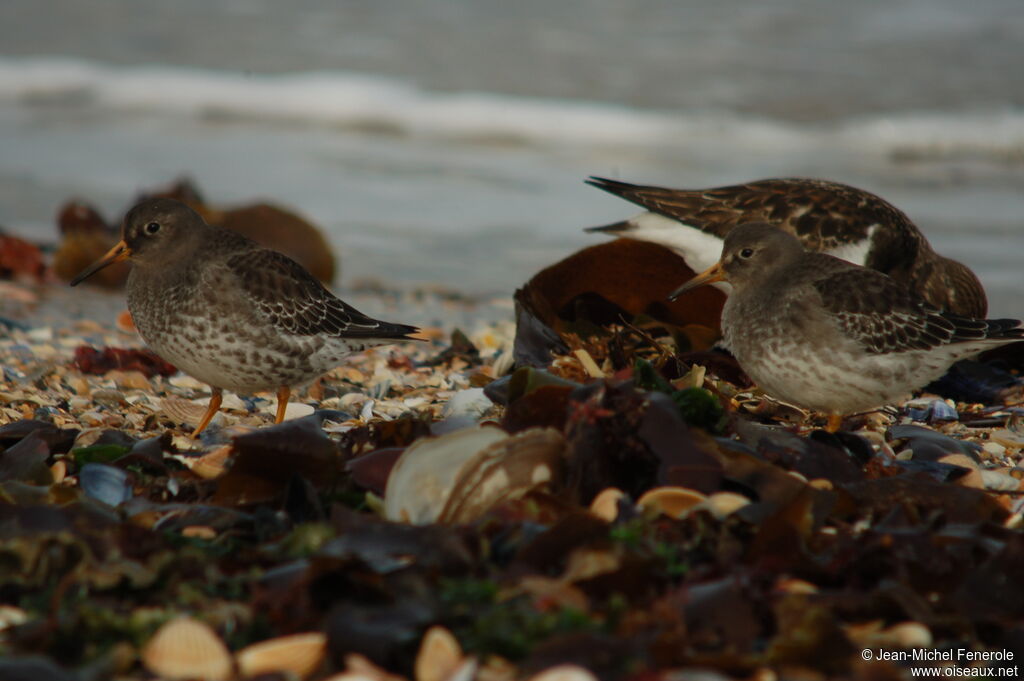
[3,56,1023,160]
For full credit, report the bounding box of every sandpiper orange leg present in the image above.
[826,413,843,433]
[275,386,290,423]
[190,388,223,438]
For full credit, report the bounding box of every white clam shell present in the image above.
[384,425,565,525]
[384,426,509,524]
[439,427,564,524]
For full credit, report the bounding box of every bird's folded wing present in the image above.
[586,176,889,250]
[225,249,415,339]
[587,176,736,237]
[812,266,959,354]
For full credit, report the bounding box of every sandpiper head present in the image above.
[668,222,803,299]
[69,198,205,286]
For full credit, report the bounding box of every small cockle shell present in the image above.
[0,605,28,632]
[701,492,751,519]
[262,400,316,422]
[773,577,818,595]
[235,631,327,679]
[844,619,932,649]
[525,665,600,681]
[415,626,475,681]
[161,396,221,430]
[637,486,707,517]
[181,526,217,539]
[141,616,233,681]
[880,622,933,648]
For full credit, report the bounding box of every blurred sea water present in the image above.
[1,0,1022,315]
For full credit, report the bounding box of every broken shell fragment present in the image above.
[49,460,67,484]
[185,445,233,480]
[181,525,217,540]
[140,616,233,681]
[701,491,751,519]
[235,631,327,679]
[589,487,626,522]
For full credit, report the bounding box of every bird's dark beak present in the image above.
[668,261,725,301]
[69,240,131,286]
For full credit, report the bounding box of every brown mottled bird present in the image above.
[71,198,418,436]
[670,223,1021,432]
[586,176,988,317]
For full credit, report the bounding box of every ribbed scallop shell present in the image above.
[140,616,233,681]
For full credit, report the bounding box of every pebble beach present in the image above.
[3,1,1024,678]
[2,200,1024,678]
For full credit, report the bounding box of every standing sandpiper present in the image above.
[71,198,419,436]
[669,222,1021,432]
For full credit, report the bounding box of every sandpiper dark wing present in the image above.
[585,176,916,253]
[226,248,419,340]
[808,260,1021,355]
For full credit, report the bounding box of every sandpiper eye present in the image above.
[739,248,754,259]
[145,222,161,234]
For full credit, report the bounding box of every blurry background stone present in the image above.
[53,201,125,288]
[0,227,47,282]
[513,239,725,367]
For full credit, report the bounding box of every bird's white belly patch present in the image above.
[825,224,877,266]
[628,212,732,292]
[146,328,314,394]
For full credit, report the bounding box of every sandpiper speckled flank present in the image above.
[585,176,987,318]
[669,222,1021,432]
[71,198,419,436]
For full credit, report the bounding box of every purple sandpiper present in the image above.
[669,222,1021,432]
[586,176,987,317]
[71,198,419,436]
